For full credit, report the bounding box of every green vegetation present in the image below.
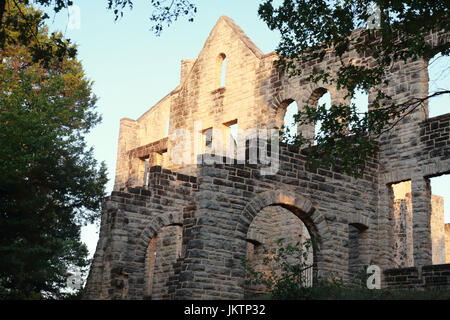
[258,0,449,176]
[244,238,450,300]
[249,280,450,300]
[0,1,107,299]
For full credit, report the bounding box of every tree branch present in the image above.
[375,90,450,137]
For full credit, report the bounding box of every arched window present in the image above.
[217,53,227,88]
[313,90,331,144]
[428,53,450,117]
[283,101,298,144]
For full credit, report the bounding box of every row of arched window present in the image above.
[283,51,448,144]
[282,88,369,144]
[161,53,447,148]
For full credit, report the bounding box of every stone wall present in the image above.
[85,16,450,299]
[392,182,414,268]
[393,196,414,267]
[85,139,380,299]
[84,167,198,300]
[169,142,379,299]
[384,264,450,290]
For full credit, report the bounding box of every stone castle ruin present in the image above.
[84,16,450,299]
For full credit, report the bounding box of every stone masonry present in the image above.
[84,16,450,299]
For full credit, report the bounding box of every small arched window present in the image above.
[217,53,226,88]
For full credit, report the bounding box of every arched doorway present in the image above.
[245,205,313,297]
[144,224,182,299]
[237,190,330,298]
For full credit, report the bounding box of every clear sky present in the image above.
[40,0,449,258]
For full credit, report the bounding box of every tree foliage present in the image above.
[0,0,197,64]
[0,0,78,66]
[258,0,449,176]
[106,0,197,36]
[0,2,107,299]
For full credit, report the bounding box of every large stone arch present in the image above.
[273,98,296,129]
[235,189,333,287]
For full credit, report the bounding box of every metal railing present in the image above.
[301,264,314,287]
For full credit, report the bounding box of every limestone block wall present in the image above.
[137,95,172,147]
[85,139,379,299]
[114,118,138,190]
[377,113,450,269]
[84,167,198,300]
[375,57,431,269]
[89,16,450,299]
[114,100,172,191]
[87,128,449,299]
[348,224,368,283]
[114,20,395,188]
[147,225,183,299]
[166,16,268,173]
[173,143,379,299]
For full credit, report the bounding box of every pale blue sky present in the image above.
[40,0,449,257]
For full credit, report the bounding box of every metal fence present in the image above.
[301,264,314,287]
